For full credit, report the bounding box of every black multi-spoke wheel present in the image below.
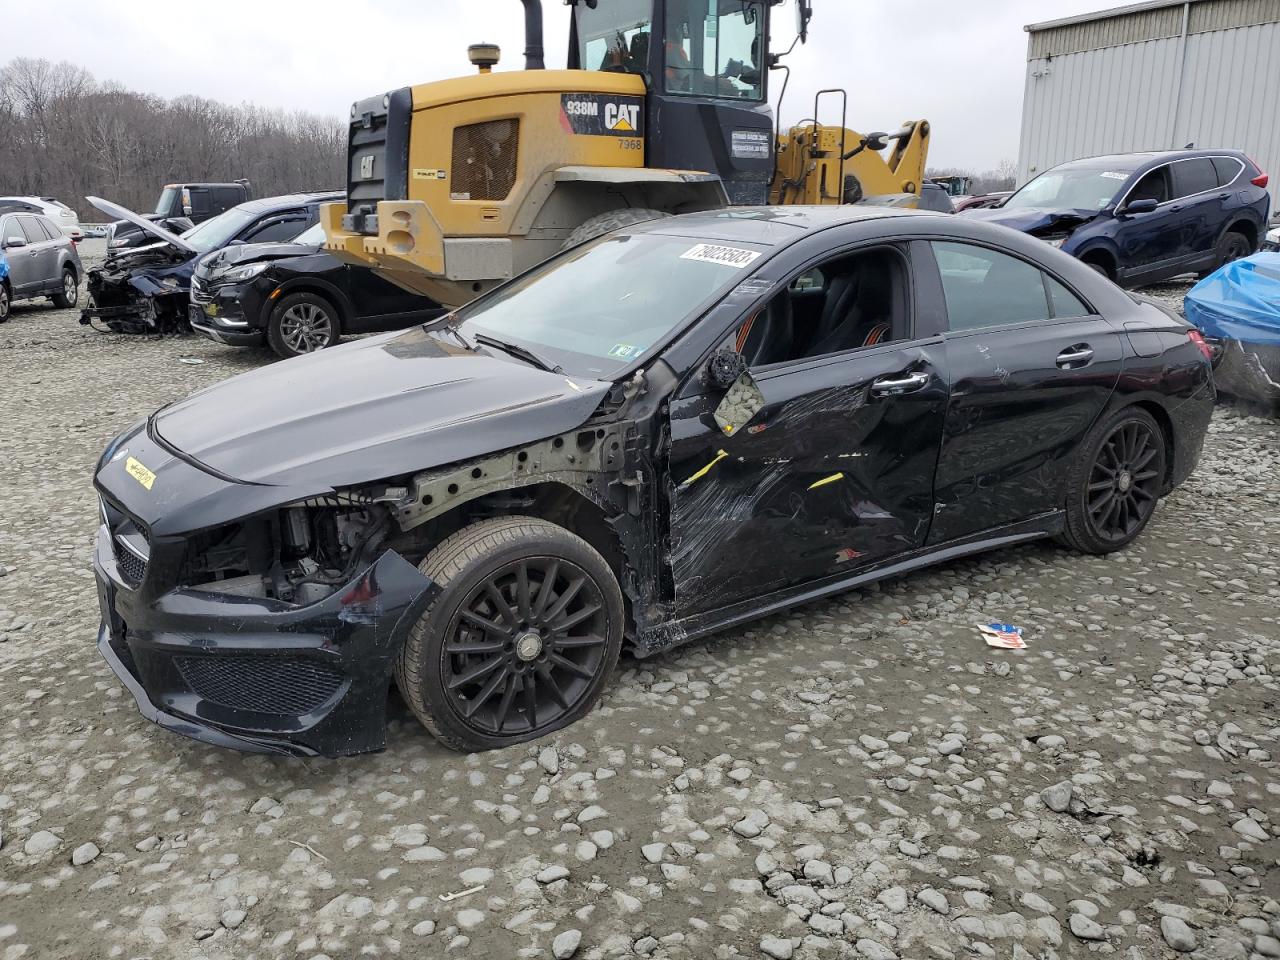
[396,517,624,751]
[1062,407,1166,554]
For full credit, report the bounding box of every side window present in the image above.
[187,188,212,217]
[214,186,242,210]
[1047,277,1091,319]
[933,242,1050,331]
[0,216,22,244]
[35,217,59,241]
[18,216,44,243]
[1128,166,1171,205]
[1173,158,1218,198]
[740,246,907,368]
[1212,156,1243,187]
[242,216,305,244]
[665,1,764,100]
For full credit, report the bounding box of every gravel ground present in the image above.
[0,248,1277,960]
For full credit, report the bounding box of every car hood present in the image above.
[962,206,1100,233]
[197,240,321,278]
[88,196,196,254]
[152,326,611,489]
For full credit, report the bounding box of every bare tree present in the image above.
[0,58,346,218]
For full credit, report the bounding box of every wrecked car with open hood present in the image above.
[92,205,1214,757]
[80,192,340,333]
[965,150,1270,289]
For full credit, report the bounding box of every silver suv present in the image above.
[0,211,83,321]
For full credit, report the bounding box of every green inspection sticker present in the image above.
[608,343,638,359]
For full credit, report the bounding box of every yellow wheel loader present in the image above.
[323,0,930,308]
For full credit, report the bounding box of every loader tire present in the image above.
[562,208,671,250]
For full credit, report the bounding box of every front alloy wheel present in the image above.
[267,292,340,358]
[0,283,9,322]
[396,517,624,751]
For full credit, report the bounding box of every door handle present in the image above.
[1056,344,1094,368]
[870,371,930,397]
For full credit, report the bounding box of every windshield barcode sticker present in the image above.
[1100,171,1129,180]
[680,244,761,269]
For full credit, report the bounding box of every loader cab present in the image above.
[568,0,777,203]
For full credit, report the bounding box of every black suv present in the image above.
[82,192,341,334]
[107,180,253,253]
[191,222,446,358]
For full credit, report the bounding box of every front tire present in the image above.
[51,267,77,308]
[267,291,340,358]
[395,517,625,752]
[562,208,671,250]
[1061,407,1166,554]
[0,281,10,322]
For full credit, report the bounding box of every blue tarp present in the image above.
[0,251,8,284]
[1184,252,1280,346]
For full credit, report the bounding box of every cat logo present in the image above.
[359,155,376,180]
[604,102,640,132]
[560,94,644,138]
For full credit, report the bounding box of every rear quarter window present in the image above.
[1212,156,1244,187]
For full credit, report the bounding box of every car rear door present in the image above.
[665,237,949,618]
[926,240,1123,544]
[1170,157,1226,267]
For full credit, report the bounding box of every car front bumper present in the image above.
[189,277,269,346]
[93,524,437,757]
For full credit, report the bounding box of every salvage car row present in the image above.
[71,192,445,357]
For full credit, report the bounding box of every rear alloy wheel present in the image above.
[1216,229,1252,269]
[396,517,624,752]
[1061,407,1166,554]
[0,282,9,322]
[267,292,340,358]
[51,267,77,308]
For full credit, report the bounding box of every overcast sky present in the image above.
[2,0,1114,172]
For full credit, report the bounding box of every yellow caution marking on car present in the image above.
[125,456,156,491]
[682,449,729,487]
[808,472,844,491]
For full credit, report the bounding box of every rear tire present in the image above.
[562,208,671,250]
[395,516,625,752]
[1215,228,1252,270]
[1060,406,1166,554]
[51,266,77,308]
[266,291,341,359]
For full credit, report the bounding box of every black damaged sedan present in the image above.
[93,206,1214,757]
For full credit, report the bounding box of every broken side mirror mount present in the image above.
[707,350,765,436]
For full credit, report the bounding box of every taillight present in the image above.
[1246,155,1268,188]
[1187,329,1213,361]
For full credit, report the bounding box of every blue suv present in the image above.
[965,150,1271,288]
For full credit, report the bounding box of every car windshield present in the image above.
[155,186,180,216]
[181,206,259,254]
[454,231,767,378]
[1003,163,1138,211]
[294,223,325,244]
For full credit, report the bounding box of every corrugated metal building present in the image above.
[1018,0,1280,206]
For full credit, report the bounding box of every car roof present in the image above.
[1054,149,1245,172]
[232,192,343,214]
[637,205,936,245]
